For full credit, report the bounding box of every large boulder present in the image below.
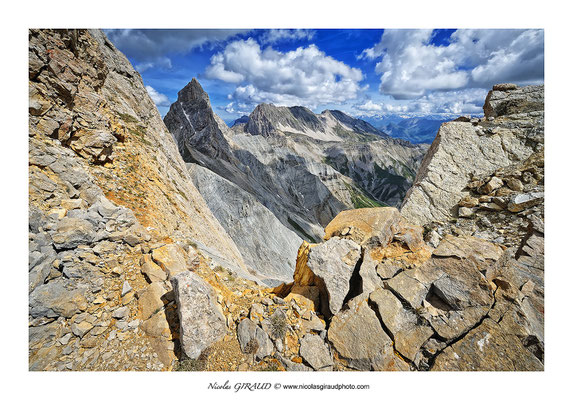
[305,237,361,316]
[324,207,401,247]
[171,271,226,359]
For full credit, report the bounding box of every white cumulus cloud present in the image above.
[145,85,171,107]
[362,29,544,100]
[205,38,365,109]
[258,29,315,45]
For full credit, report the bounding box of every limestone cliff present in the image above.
[28,29,250,371]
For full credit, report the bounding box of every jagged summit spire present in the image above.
[177,77,211,107]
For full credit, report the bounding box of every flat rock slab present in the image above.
[433,235,503,263]
[432,318,543,371]
[328,293,407,371]
[171,271,226,359]
[299,334,332,370]
[370,288,433,361]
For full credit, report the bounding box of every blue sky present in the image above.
[105,29,544,123]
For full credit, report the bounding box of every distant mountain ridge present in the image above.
[361,114,481,144]
[231,103,390,142]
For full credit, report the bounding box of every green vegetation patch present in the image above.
[287,217,317,243]
[344,182,387,209]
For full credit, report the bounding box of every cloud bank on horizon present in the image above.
[105,29,544,122]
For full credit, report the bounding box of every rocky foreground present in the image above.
[28,29,543,371]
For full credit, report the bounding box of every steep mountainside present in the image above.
[28,29,257,371]
[233,103,427,206]
[164,82,426,282]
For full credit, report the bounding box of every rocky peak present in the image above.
[176,78,212,114]
[244,103,324,138]
[164,78,236,164]
[484,83,544,118]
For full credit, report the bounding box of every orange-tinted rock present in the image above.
[324,207,401,247]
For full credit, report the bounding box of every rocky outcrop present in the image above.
[305,237,361,316]
[401,84,543,227]
[171,271,226,359]
[28,29,250,371]
[276,203,543,371]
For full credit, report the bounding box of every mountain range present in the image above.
[28,29,544,373]
[163,80,427,283]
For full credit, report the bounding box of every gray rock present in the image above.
[369,288,433,361]
[171,271,226,359]
[359,251,383,294]
[306,237,361,315]
[484,84,544,118]
[112,306,130,320]
[507,192,544,212]
[121,281,132,297]
[458,206,474,218]
[237,318,274,360]
[51,217,96,250]
[299,334,333,370]
[29,280,88,319]
[327,293,407,371]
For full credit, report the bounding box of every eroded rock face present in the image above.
[401,84,543,227]
[171,271,226,360]
[28,29,247,371]
[327,294,404,371]
[306,237,361,316]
